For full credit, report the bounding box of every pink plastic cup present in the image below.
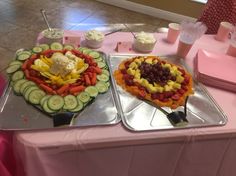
[176,40,193,58]
[215,22,233,42]
[166,23,180,44]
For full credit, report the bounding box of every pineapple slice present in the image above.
[127,68,136,75]
[176,75,184,83]
[145,58,153,64]
[129,62,138,69]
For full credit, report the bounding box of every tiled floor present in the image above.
[0,0,172,73]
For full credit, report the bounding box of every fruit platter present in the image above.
[0,43,119,129]
[114,56,194,109]
[109,54,227,131]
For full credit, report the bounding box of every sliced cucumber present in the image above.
[95,81,109,93]
[78,47,86,52]
[43,99,57,114]
[97,61,106,68]
[106,81,110,88]
[24,86,39,101]
[13,79,27,95]
[6,64,21,74]
[11,70,24,82]
[77,92,90,103]
[82,48,92,55]
[40,95,51,107]
[102,69,110,76]
[97,74,109,82]
[20,81,36,95]
[28,89,46,105]
[63,95,78,110]
[9,60,23,66]
[38,44,50,51]
[88,51,100,59]
[16,50,31,56]
[85,86,98,97]
[70,99,83,112]
[50,42,63,50]
[32,46,43,53]
[63,44,74,50]
[95,57,103,62]
[47,95,64,111]
[17,53,30,61]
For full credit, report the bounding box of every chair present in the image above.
[197,0,236,34]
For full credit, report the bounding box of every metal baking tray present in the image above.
[108,54,228,131]
[0,54,120,130]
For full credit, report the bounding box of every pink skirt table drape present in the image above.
[0,74,17,176]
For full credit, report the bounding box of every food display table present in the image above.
[6,32,236,176]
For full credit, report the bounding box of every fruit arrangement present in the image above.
[114,56,194,109]
[6,42,110,114]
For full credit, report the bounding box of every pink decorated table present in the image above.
[12,32,236,176]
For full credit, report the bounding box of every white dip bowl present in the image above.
[85,30,104,49]
[133,31,156,53]
[42,28,64,43]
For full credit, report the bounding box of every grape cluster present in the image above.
[139,62,174,85]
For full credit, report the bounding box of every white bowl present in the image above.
[42,28,64,43]
[133,32,156,53]
[85,38,104,49]
[133,38,156,53]
[85,30,104,49]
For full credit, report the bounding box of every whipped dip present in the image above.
[85,30,104,41]
[42,28,64,39]
[135,31,156,44]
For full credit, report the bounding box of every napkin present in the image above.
[195,49,236,92]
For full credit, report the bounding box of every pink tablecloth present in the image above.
[11,32,236,176]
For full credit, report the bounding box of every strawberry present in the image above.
[178,89,185,95]
[171,94,180,101]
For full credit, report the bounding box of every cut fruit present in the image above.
[113,56,194,109]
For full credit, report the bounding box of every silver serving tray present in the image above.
[0,54,120,130]
[108,54,228,131]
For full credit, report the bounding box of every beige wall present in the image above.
[127,0,205,18]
